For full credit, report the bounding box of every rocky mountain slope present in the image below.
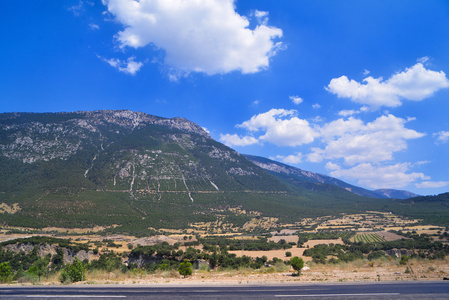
[0,110,427,233]
[0,110,303,232]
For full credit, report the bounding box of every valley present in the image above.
[0,210,448,284]
[0,110,448,285]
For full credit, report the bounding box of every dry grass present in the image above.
[26,257,449,286]
[228,239,343,262]
[0,203,21,214]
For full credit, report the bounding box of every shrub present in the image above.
[59,259,86,284]
[285,251,292,257]
[178,260,192,278]
[289,256,304,276]
[400,255,410,265]
[0,262,12,283]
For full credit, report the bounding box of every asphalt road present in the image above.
[0,281,449,299]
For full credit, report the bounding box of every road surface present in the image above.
[0,281,448,299]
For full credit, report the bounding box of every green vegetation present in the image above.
[0,262,12,283]
[0,229,447,284]
[303,233,449,264]
[289,256,304,276]
[59,259,87,283]
[353,233,386,243]
[297,231,356,247]
[178,260,193,278]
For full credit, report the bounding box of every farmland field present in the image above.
[352,232,386,243]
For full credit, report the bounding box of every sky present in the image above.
[1,0,449,196]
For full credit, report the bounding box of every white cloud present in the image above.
[325,161,340,171]
[237,109,317,146]
[289,95,303,105]
[327,162,429,189]
[417,56,430,64]
[326,62,449,108]
[219,134,258,147]
[415,181,449,189]
[338,109,359,117]
[98,55,143,75]
[68,0,85,16]
[89,23,100,30]
[312,103,321,109]
[363,69,370,76]
[311,116,324,123]
[102,0,283,75]
[273,153,303,164]
[311,114,425,166]
[433,131,449,144]
[254,10,269,18]
[68,0,94,16]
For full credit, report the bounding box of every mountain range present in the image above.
[0,110,442,234]
[243,155,419,200]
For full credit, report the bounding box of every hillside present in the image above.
[0,110,441,234]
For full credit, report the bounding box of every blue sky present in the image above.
[1,0,449,195]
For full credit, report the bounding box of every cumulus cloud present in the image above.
[237,109,317,146]
[219,134,258,147]
[327,62,449,108]
[433,131,449,144]
[98,55,143,75]
[273,153,303,164]
[102,0,283,75]
[289,95,303,105]
[310,114,424,166]
[312,103,321,109]
[415,181,449,189]
[220,108,430,189]
[327,162,429,189]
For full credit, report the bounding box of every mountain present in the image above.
[0,110,303,231]
[0,110,432,233]
[243,155,418,199]
[372,189,419,200]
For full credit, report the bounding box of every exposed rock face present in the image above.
[0,110,210,164]
[4,243,92,263]
[373,189,420,199]
[385,248,414,258]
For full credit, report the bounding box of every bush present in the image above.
[0,262,12,283]
[178,260,192,278]
[289,256,304,276]
[399,255,410,265]
[59,259,86,284]
[285,251,292,257]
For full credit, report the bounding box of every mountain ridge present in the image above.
[0,110,432,233]
[243,154,418,199]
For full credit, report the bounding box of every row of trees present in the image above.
[302,233,449,264]
[0,239,305,283]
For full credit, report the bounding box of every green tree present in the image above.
[285,251,292,257]
[289,256,304,276]
[59,258,86,283]
[399,255,410,265]
[178,260,192,278]
[28,258,48,281]
[0,262,12,283]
